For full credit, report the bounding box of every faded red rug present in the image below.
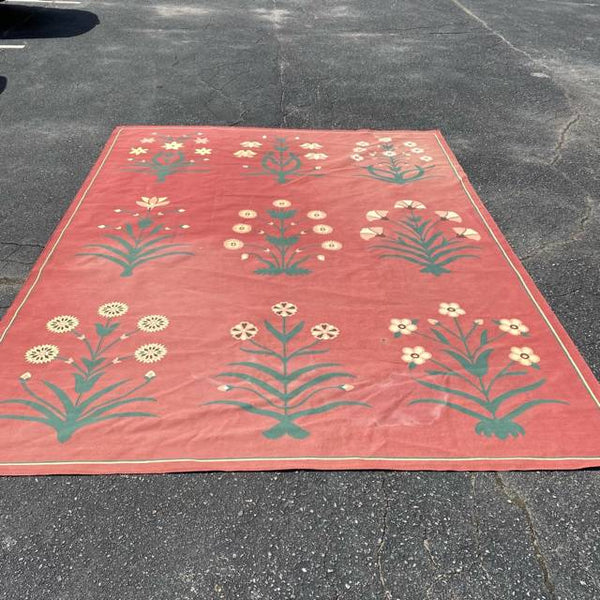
[1,126,598,474]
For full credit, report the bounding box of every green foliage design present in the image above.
[208,302,368,439]
[390,305,566,439]
[78,196,193,277]
[0,303,169,442]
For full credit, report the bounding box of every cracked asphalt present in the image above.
[0,0,599,598]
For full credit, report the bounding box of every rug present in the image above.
[1,126,598,474]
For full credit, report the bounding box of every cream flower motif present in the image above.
[321,240,342,251]
[239,209,257,219]
[137,315,170,333]
[311,323,340,340]
[20,372,32,381]
[382,150,396,157]
[389,318,417,335]
[98,302,128,318]
[194,148,212,155]
[129,147,148,156]
[312,224,333,235]
[304,153,328,160]
[355,141,370,147]
[300,143,323,149]
[241,141,262,148]
[438,302,465,318]
[350,154,364,161]
[394,200,426,210]
[273,199,292,208]
[145,370,156,379]
[411,148,424,154]
[195,137,209,144]
[341,384,354,391]
[403,141,417,147]
[234,149,256,158]
[134,343,167,364]
[163,141,183,150]
[140,137,155,144]
[46,315,79,334]
[366,210,389,221]
[360,227,384,240]
[352,147,366,153]
[379,137,392,142]
[224,238,244,250]
[232,223,252,234]
[509,346,540,367]
[420,156,433,162]
[272,302,298,317]
[453,228,481,241]
[25,344,60,365]
[307,210,327,220]
[136,196,169,210]
[401,346,432,365]
[499,318,529,336]
[435,211,462,223]
[230,321,258,340]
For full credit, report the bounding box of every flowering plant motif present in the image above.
[351,138,434,185]
[78,196,193,277]
[235,136,326,183]
[361,201,481,276]
[0,303,170,442]
[125,133,210,182]
[390,303,566,439]
[223,200,342,276]
[207,303,368,439]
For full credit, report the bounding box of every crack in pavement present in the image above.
[495,474,558,600]
[550,113,581,166]
[375,474,392,600]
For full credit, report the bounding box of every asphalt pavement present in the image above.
[0,1,599,598]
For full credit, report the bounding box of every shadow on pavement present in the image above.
[0,77,6,95]
[0,4,99,39]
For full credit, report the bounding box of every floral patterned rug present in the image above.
[1,126,598,474]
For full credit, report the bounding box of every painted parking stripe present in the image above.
[0,45,26,49]
[5,0,82,4]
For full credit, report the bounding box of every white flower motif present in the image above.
[411,148,424,154]
[307,210,327,220]
[145,370,157,379]
[25,345,60,364]
[300,143,323,149]
[46,315,79,334]
[230,321,258,340]
[272,302,298,317]
[20,372,32,381]
[273,199,292,208]
[134,343,167,364]
[98,302,129,318]
[241,141,262,148]
[355,141,370,147]
[234,150,256,158]
[304,153,328,160]
[420,156,433,162]
[217,384,231,392]
[394,200,426,210]
[403,141,417,147]
[140,137,155,144]
[435,211,462,223]
[379,137,392,143]
[163,141,183,150]
[453,228,481,241]
[194,148,212,155]
[366,210,388,221]
[352,147,366,153]
[499,318,529,336]
[239,209,257,219]
[232,223,252,234]
[321,240,342,251]
[340,384,354,391]
[382,150,397,157]
[360,227,384,240]
[311,323,340,340]
[129,147,148,156]
[350,154,364,161]
[195,137,209,144]
[389,318,417,335]
[438,302,465,318]
[137,315,170,333]
[224,239,244,250]
[509,346,540,367]
[401,346,432,366]
[312,224,333,235]
[136,196,169,210]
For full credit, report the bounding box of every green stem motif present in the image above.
[0,305,168,442]
[394,310,566,439]
[246,138,322,184]
[78,208,193,277]
[366,206,480,276]
[362,142,434,185]
[207,304,369,439]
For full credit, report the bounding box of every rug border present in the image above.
[0,126,598,474]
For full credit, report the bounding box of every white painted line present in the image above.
[5,0,82,4]
[0,44,26,49]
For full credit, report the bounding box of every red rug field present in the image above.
[0,126,598,474]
